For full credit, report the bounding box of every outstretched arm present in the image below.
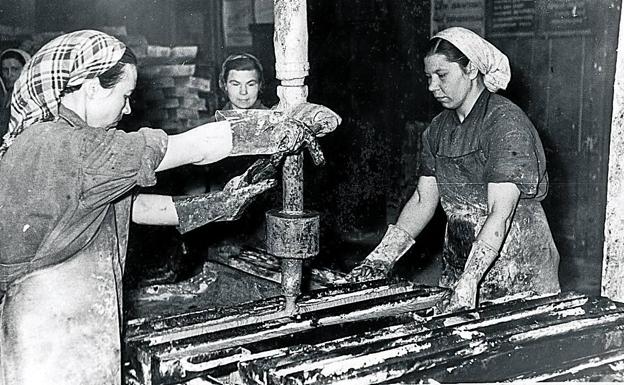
[156,121,233,172]
[132,163,277,233]
[345,176,440,282]
[396,176,441,238]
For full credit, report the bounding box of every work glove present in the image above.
[344,224,415,282]
[173,167,277,234]
[216,109,306,156]
[436,240,499,313]
[216,103,341,157]
[285,102,341,137]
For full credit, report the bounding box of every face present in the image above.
[225,69,260,109]
[424,54,473,111]
[1,58,24,90]
[86,64,137,129]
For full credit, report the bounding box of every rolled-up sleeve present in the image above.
[483,114,543,198]
[81,127,168,208]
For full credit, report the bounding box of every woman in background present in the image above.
[0,48,30,140]
[219,53,268,111]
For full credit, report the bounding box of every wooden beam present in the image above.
[603,3,624,301]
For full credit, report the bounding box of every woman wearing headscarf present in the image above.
[346,27,560,312]
[219,52,268,111]
[0,30,317,384]
[0,48,31,140]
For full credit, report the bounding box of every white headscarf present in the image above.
[433,27,511,93]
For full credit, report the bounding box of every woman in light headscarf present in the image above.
[0,30,320,384]
[346,27,560,311]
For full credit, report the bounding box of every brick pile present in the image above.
[130,42,213,134]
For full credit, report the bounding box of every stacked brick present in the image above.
[132,44,213,134]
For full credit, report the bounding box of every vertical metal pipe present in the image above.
[274,0,310,313]
[274,0,309,85]
[282,155,304,213]
[274,0,309,213]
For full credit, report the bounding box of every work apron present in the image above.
[0,206,124,385]
[435,150,560,301]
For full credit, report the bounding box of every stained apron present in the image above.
[435,149,560,301]
[0,205,125,385]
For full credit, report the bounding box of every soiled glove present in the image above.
[216,109,306,156]
[345,224,415,282]
[438,240,499,313]
[174,178,277,234]
[285,102,341,136]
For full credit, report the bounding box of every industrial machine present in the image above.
[123,1,624,383]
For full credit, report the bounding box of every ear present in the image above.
[82,77,102,99]
[466,61,480,80]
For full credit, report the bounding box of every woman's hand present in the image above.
[445,277,479,312]
[344,224,415,283]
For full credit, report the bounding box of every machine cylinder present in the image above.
[266,209,319,259]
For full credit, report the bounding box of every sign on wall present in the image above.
[487,0,590,37]
[431,0,486,36]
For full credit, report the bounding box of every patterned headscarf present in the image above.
[433,27,511,93]
[0,30,126,158]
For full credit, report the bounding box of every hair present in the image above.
[98,47,137,89]
[0,50,27,66]
[219,53,264,91]
[61,46,137,97]
[426,38,470,68]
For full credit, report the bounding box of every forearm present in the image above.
[464,182,520,281]
[475,212,510,253]
[132,194,179,225]
[396,176,439,238]
[156,121,233,172]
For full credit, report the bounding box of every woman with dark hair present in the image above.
[0,48,30,140]
[0,30,312,384]
[346,27,560,312]
[219,53,267,110]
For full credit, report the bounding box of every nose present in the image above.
[240,84,248,95]
[428,76,439,92]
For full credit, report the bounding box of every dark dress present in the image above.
[420,90,560,301]
[0,105,167,384]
